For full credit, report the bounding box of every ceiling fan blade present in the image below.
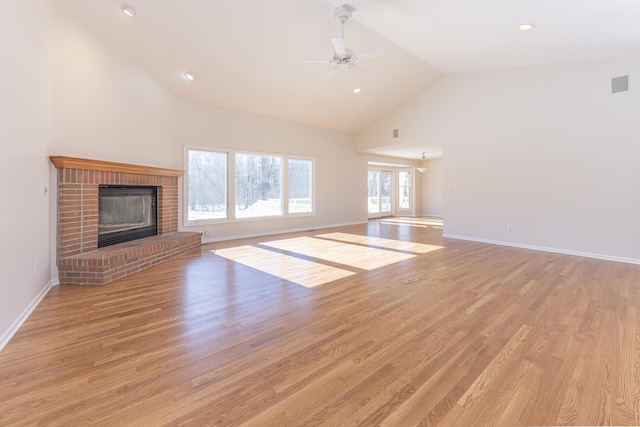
[357,47,384,61]
[332,37,346,56]
[324,67,339,80]
[302,59,332,64]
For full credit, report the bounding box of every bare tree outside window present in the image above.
[235,153,282,218]
[187,150,227,220]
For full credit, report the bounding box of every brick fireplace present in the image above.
[51,156,201,285]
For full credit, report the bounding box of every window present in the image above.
[187,150,227,221]
[185,147,314,224]
[367,170,379,214]
[398,170,411,209]
[235,153,282,218]
[288,158,313,214]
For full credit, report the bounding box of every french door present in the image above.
[367,169,393,218]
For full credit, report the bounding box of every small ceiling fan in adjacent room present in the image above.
[303,4,384,80]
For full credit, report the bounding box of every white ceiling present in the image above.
[57,0,640,160]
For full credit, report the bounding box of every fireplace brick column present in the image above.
[51,157,201,285]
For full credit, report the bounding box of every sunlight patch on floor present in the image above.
[213,245,355,288]
[316,232,442,254]
[381,217,443,228]
[260,236,415,270]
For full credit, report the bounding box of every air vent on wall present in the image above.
[612,75,629,93]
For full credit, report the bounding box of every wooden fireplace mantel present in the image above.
[50,156,184,177]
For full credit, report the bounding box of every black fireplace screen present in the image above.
[98,186,157,247]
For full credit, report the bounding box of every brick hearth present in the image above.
[51,156,201,285]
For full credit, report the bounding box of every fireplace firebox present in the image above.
[98,185,158,248]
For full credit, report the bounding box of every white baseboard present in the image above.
[0,279,55,352]
[443,233,640,265]
[200,220,368,244]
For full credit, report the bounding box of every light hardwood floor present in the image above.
[1,217,639,426]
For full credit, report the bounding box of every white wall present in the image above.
[0,0,52,350]
[359,57,640,262]
[50,2,176,168]
[419,157,443,217]
[176,100,367,240]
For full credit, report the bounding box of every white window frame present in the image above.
[183,145,315,226]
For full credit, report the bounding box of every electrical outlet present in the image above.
[507,224,513,232]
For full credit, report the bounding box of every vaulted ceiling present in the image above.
[57,0,640,160]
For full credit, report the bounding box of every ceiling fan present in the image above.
[303,5,384,80]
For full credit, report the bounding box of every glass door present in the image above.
[398,170,411,211]
[368,170,379,218]
[368,169,393,218]
[380,171,392,216]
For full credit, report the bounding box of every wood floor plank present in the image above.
[1,217,640,426]
[457,323,532,408]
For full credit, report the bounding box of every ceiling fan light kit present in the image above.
[302,4,384,80]
[417,152,428,173]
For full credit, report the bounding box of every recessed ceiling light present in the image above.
[518,23,535,31]
[353,88,361,94]
[121,6,137,18]
[184,72,195,81]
